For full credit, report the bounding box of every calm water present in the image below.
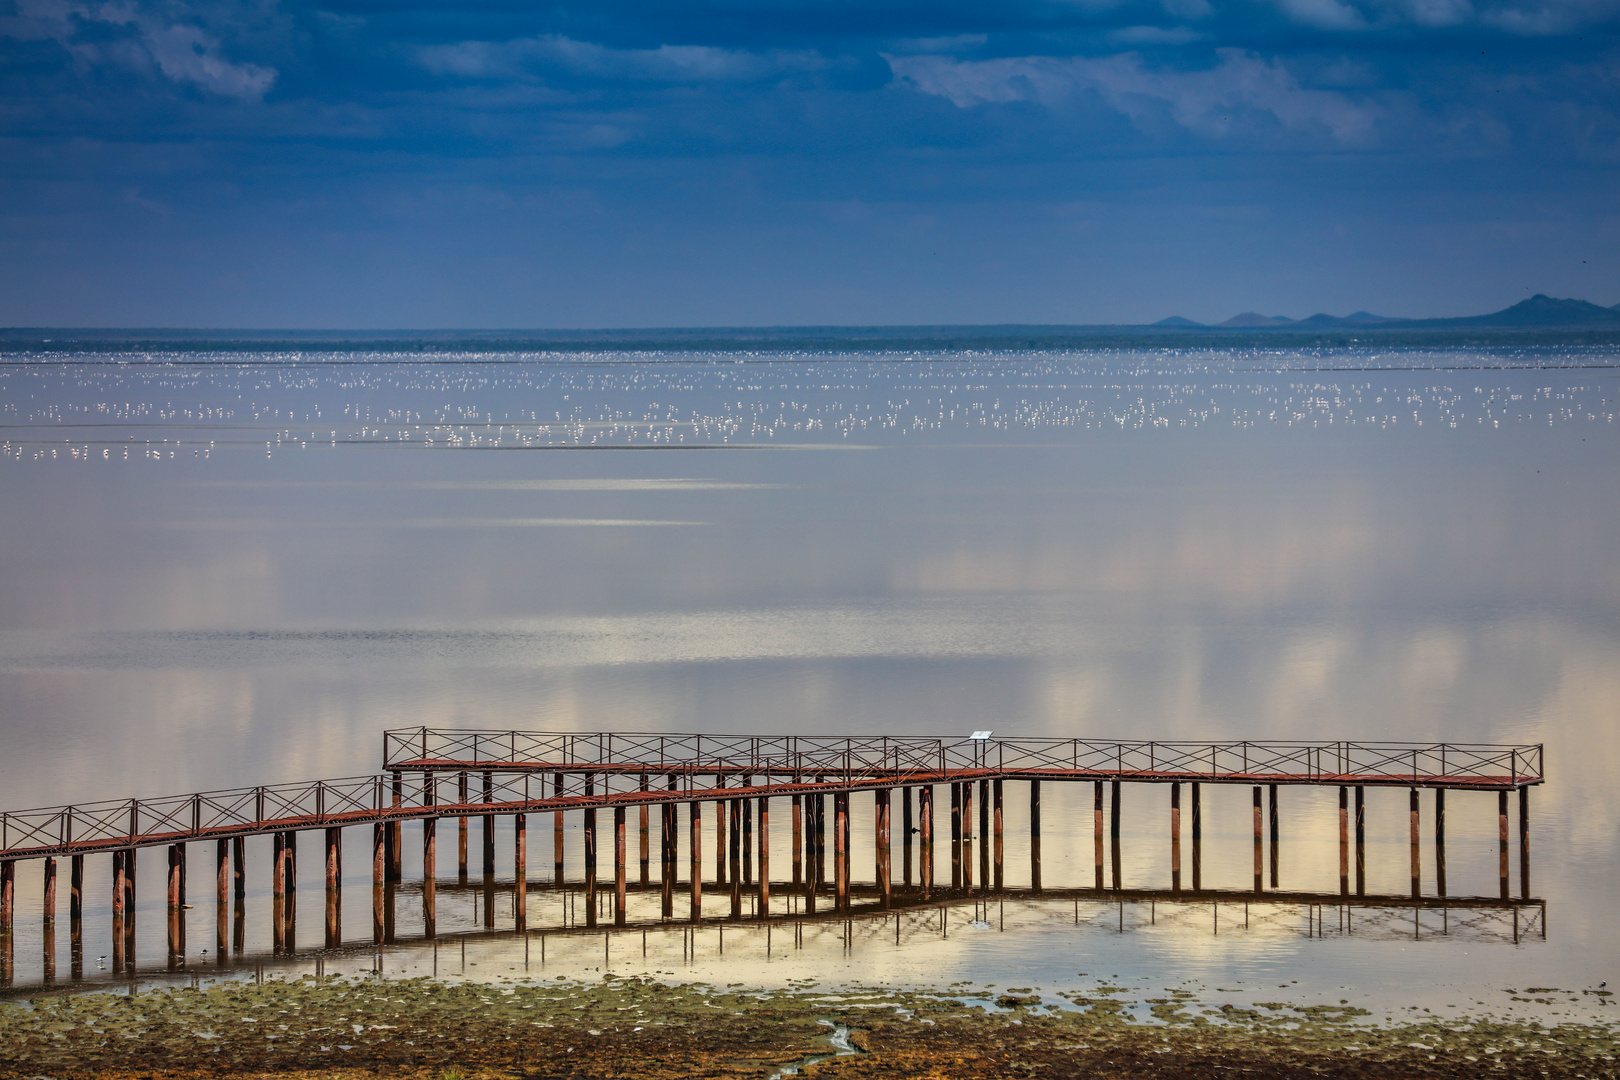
[0,349,1616,1020]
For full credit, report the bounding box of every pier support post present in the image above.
[834,791,850,913]
[0,860,13,940]
[742,780,754,885]
[715,775,727,890]
[514,813,527,931]
[638,775,651,886]
[273,832,287,953]
[389,771,403,883]
[730,795,743,918]
[1435,788,1447,897]
[481,770,495,880]
[371,824,386,943]
[1354,786,1365,896]
[791,794,803,887]
[814,785,827,892]
[1268,783,1279,889]
[125,846,138,959]
[584,803,598,928]
[457,772,469,882]
[325,827,341,947]
[758,797,770,915]
[919,785,934,900]
[1252,786,1263,893]
[876,788,892,909]
[1409,788,1421,897]
[902,787,913,888]
[111,851,126,972]
[1110,781,1121,891]
[1029,780,1042,894]
[71,854,85,977]
[1498,790,1510,899]
[949,784,961,889]
[1338,787,1349,896]
[962,781,975,893]
[1170,783,1182,893]
[1518,786,1531,898]
[423,817,437,938]
[214,841,228,959]
[689,800,702,922]
[991,779,1003,893]
[978,779,990,894]
[661,802,675,918]
[1094,781,1104,890]
[168,844,186,910]
[554,772,565,882]
[42,859,56,984]
[1191,782,1202,892]
[615,805,628,927]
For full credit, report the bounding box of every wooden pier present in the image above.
[0,731,1542,982]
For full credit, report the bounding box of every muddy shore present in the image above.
[2,975,1615,1078]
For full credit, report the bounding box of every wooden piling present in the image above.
[482,770,495,879]
[1252,786,1263,893]
[1498,790,1510,899]
[805,793,819,913]
[458,771,469,881]
[902,786,914,888]
[554,772,566,882]
[71,853,85,930]
[423,817,437,938]
[584,803,598,928]
[111,850,125,972]
[1029,780,1042,894]
[791,794,803,887]
[1094,781,1104,890]
[743,781,754,885]
[639,774,651,885]
[1354,786,1366,896]
[39,856,56,934]
[919,784,934,900]
[1338,786,1349,896]
[730,795,744,917]
[661,801,675,918]
[615,805,628,927]
[325,827,341,947]
[273,832,287,952]
[514,813,527,931]
[834,792,850,912]
[949,783,961,889]
[1191,782,1202,892]
[1268,783,1279,889]
[689,800,703,921]
[1435,788,1447,897]
[1110,781,1121,891]
[991,778,1004,893]
[371,823,386,942]
[962,782,975,893]
[125,845,138,958]
[1409,788,1421,897]
[1170,782,1182,893]
[389,771,403,882]
[758,797,771,915]
[814,785,827,891]
[876,788,892,909]
[1518,786,1530,898]
[978,778,990,894]
[0,860,12,938]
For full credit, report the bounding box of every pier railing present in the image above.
[383,729,1543,789]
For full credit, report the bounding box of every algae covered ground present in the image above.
[2,974,1617,1079]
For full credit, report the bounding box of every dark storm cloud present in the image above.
[1,0,1617,325]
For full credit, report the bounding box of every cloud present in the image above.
[1270,0,1371,29]
[0,0,276,99]
[419,35,828,84]
[888,48,1377,143]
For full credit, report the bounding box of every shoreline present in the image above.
[3,973,1615,1078]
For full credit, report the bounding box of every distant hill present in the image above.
[1217,312,1295,327]
[1191,295,1620,330]
[1153,316,1203,327]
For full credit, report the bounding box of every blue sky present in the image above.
[2,0,1617,326]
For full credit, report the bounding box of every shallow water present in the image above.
[0,349,1616,1019]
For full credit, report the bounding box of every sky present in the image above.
[1,0,1618,327]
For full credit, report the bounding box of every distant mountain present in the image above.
[1153,316,1204,327]
[1414,294,1620,328]
[1217,312,1295,327]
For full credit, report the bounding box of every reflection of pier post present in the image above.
[1029,780,1042,894]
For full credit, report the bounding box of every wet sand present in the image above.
[2,974,1614,1078]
